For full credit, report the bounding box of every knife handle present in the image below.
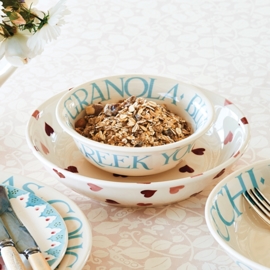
[0,240,26,270]
[28,252,51,270]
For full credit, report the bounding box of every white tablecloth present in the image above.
[1,0,269,269]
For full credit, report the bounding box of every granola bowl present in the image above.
[56,74,214,176]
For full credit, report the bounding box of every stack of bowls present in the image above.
[56,74,214,176]
[26,74,250,206]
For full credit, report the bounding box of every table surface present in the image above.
[1,0,269,269]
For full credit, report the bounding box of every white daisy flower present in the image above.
[27,0,69,52]
[0,32,36,66]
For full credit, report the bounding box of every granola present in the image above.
[75,96,192,147]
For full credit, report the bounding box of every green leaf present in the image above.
[9,11,20,20]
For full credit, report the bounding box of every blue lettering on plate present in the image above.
[162,144,192,165]
[145,78,159,100]
[132,156,151,170]
[49,201,84,268]
[210,167,263,242]
[210,203,230,241]
[1,176,14,186]
[90,83,107,102]
[80,144,151,169]
[104,78,125,98]
[159,84,179,105]
[64,88,88,120]
[185,94,208,129]
[63,76,186,120]
[124,77,149,97]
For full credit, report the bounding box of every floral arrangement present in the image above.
[0,0,69,66]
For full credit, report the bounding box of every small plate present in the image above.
[0,172,92,270]
[0,185,68,269]
[26,88,250,206]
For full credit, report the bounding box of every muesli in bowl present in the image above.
[74,96,193,147]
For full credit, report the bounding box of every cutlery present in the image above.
[0,185,51,270]
[0,218,26,270]
[243,187,270,226]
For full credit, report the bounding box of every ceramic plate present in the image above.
[26,88,250,206]
[205,159,270,270]
[0,185,67,269]
[0,172,92,270]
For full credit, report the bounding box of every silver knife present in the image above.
[0,218,26,270]
[0,186,51,270]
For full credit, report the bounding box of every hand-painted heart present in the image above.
[113,173,128,178]
[241,117,248,125]
[192,148,205,155]
[179,165,194,173]
[137,203,153,206]
[190,191,202,197]
[139,182,151,184]
[45,122,54,136]
[170,185,185,194]
[32,110,40,120]
[41,142,49,155]
[224,131,233,145]
[191,173,203,178]
[87,183,102,192]
[213,168,225,179]
[65,166,78,173]
[53,168,65,178]
[224,99,232,106]
[141,190,157,198]
[105,199,119,204]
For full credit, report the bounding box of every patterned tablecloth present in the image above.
[1,0,269,269]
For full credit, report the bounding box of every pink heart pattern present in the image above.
[87,183,102,192]
[233,151,240,158]
[40,142,49,155]
[141,190,157,198]
[170,185,185,194]
[53,168,65,178]
[137,203,153,206]
[179,165,194,173]
[105,199,120,204]
[192,148,205,155]
[113,174,128,178]
[224,131,233,145]
[65,166,78,173]
[32,110,40,120]
[224,99,232,106]
[213,168,225,179]
[241,117,248,125]
[45,122,54,136]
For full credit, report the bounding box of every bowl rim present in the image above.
[55,73,215,152]
[205,159,270,270]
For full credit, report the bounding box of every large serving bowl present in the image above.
[56,74,214,176]
[26,87,250,207]
[205,159,270,270]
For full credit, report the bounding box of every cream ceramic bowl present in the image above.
[205,159,270,270]
[26,87,250,207]
[56,74,214,176]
